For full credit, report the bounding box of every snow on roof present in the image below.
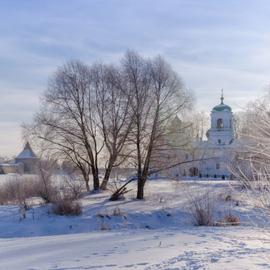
[16,142,37,159]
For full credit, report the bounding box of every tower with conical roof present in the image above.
[207,90,234,145]
[15,142,38,173]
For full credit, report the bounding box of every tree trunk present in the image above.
[85,178,90,192]
[100,163,114,190]
[137,178,145,199]
[92,167,100,191]
[81,170,90,192]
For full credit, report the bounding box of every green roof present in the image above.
[212,92,232,112]
[212,103,232,112]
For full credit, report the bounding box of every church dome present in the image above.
[212,91,232,112]
[212,103,232,112]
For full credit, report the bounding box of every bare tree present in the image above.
[189,111,209,140]
[35,158,58,203]
[58,143,92,191]
[93,64,134,190]
[123,51,192,199]
[26,60,134,192]
[26,61,103,191]
[232,91,270,207]
[26,52,193,197]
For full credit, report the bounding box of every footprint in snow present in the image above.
[195,241,207,245]
[256,263,270,269]
[210,257,220,263]
[165,233,175,236]
[137,262,149,266]
[101,254,109,257]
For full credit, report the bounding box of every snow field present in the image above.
[0,176,270,269]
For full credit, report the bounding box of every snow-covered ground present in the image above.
[1,228,270,270]
[0,177,270,269]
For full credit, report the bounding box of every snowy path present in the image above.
[0,227,270,270]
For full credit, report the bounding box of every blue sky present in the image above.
[1,0,270,155]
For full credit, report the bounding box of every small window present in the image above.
[217,118,223,128]
[218,139,221,144]
[185,154,189,160]
[216,163,220,170]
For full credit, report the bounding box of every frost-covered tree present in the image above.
[232,91,270,207]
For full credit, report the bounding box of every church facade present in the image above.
[164,93,239,179]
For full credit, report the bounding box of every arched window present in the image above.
[217,118,223,128]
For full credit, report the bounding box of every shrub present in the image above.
[96,212,111,230]
[62,175,85,200]
[0,175,41,205]
[109,179,133,201]
[112,207,125,217]
[218,214,240,226]
[52,199,82,216]
[188,193,214,226]
[0,173,84,210]
[100,222,110,230]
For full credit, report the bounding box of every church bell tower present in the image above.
[207,91,234,145]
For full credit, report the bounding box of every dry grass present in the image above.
[188,192,214,226]
[217,214,240,226]
[52,199,82,216]
[112,207,124,216]
[0,176,41,205]
[0,174,85,207]
[61,175,85,200]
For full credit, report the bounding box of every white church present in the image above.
[163,92,239,179]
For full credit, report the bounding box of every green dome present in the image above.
[212,91,232,112]
[212,103,232,112]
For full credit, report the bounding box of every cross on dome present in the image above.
[212,89,232,112]
[221,89,224,105]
